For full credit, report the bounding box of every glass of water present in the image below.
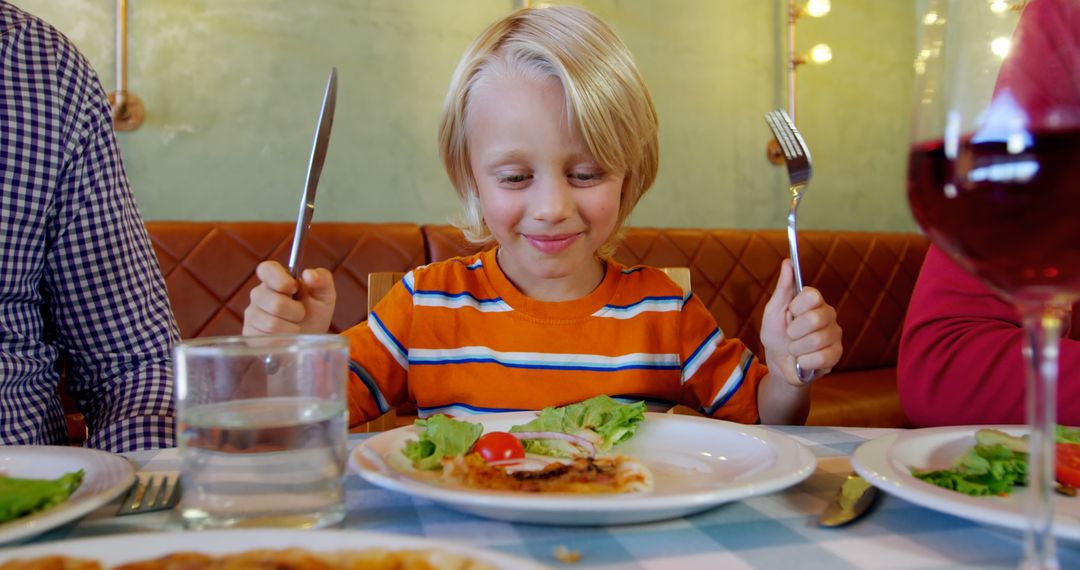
[174,334,349,530]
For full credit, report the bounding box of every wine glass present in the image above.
[909,1,1080,568]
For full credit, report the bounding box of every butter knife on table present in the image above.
[819,473,878,527]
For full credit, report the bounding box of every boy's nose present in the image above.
[531,178,574,222]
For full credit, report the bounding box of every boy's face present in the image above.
[466,74,624,300]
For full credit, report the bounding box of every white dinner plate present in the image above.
[852,426,1080,541]
[0,446,135,545]
[350,411,816,525]
[0,529,546,569]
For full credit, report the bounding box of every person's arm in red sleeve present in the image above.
[993,0,1080,124]
[898,245,1080,426]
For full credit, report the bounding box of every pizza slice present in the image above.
[440,452,653,494]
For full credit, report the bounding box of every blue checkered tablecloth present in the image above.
[21,426,1080,569]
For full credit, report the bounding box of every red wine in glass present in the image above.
[908,129,1080,304]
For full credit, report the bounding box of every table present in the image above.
[26,426,1080,569]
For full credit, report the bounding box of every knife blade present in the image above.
[819,473,878,527]
[287,67,338,279]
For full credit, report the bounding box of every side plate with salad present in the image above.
[0,446,134,545]
[852,426,1080,541]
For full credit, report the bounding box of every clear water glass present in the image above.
[174,334,349,530]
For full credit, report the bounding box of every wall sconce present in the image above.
[988,0,1029,13]
[987,0,1029,60]
[107,0,144,132]
[767,0,832,165]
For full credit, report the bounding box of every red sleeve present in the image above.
[993,0,1080,125]
[898,245,1080,426]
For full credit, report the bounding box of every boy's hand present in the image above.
[242,261,336,335]
[760,259,843,387]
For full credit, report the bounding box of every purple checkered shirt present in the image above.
[0,2,178,452]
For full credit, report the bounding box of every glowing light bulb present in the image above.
[805,0,831,18]
[923,11,939,25]
[990,1,1010,14]
[810,43,833,64]
[991,36,1011,58]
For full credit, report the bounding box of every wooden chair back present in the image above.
[350,271,406,433]
[660,266,691,294]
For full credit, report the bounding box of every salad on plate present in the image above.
[910,426,1080,497]
[397,395,653,494]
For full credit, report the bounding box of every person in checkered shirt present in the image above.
[0,2,179,451]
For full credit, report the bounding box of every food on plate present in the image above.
[0,470,84,524]
[0,556,99,570]
[442,453,653,494]
[910,426,1080,497]
[472,432,526,463]
[395,396,653,493]
[1057,440,1080,488]
[508,395,646,458]
[402,415,483,471]
[0,547,497,570]
[552,545,581,564]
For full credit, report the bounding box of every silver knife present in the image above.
[287,67,338,279]
[819,473,878,527]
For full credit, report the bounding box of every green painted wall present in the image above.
[14,0,917,232]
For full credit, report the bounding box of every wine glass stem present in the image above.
[1019,304,1066,570]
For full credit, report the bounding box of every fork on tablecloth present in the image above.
[115,474,181,515]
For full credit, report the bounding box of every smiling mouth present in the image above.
[524,233,581,254]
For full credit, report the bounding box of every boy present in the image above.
[244,5,842,426]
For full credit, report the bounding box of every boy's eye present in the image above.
[569,171,604,185]
[497,173,531,185]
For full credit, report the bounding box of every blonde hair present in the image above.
[438,5,660,258]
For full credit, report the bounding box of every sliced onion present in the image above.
[510,431,597,456]
[491,456,556,473]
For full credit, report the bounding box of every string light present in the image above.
[991,36,1011,58]
[804,0,831,18]
[809,43,832,64]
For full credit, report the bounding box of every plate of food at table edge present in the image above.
[0,529,545,570]
[852,424,1080,541]
[350,395,816,525]
[0,446,134,545]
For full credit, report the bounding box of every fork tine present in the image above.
[764,112,797,161]
[116,474,181,515]
[141,476,162,510]
[161,477,182,509]
[765,111,802,160]
[774,110,812,163]
[121,476,146,511]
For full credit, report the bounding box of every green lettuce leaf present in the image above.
[0,470,84,523]
[1056,426,1080,444]
[509,395,646,457]
[911,425,1080,497]
[911,443,1027,496]
[401,414,482,471]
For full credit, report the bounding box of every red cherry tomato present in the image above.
[1057,442,1080,488]
[473,432,526,463]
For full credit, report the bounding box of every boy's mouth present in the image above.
[523,233,581,255]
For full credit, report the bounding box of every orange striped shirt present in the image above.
[343,248,767,426]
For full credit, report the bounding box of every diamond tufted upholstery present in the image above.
[132,222,929,429]
[147,222,426,337]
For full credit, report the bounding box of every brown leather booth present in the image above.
[146,221,929,428]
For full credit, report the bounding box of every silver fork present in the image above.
[765,109,818,384]
[116,474,181,515]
